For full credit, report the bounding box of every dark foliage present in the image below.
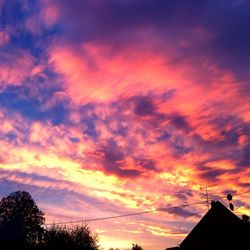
[43,224,99,250]
[0,191,100,250]
[0,191,45,249]
[132,243,143,250]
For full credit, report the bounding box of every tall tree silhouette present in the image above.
[0,191,45,248]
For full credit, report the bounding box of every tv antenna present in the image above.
[200,184,217,211]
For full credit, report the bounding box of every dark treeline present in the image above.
[0,191,143,250]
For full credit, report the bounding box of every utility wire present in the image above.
[44,200,206,226]
[44,190,250,226]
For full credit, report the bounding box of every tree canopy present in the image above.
[0,191,45,247]
[44,224,99,250]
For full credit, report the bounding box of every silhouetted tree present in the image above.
[43,225,71,249]
[131,243,143,250]
[44,224,99,250]
[0,191,45,248]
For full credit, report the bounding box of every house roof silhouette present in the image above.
[166,201,250,250]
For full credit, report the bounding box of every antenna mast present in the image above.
[200,186,209,211]
[200,184,216,211]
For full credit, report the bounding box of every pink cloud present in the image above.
[0,30,10,46]
[0,49,35,87]
[40,2,60,28]
[49,43,186,104]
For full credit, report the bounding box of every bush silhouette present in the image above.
[43,224,99,250]
[132,243,143,250]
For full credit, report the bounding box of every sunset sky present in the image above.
[0,0,250,249]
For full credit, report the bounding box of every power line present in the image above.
[44,200,206,226]
[44,190,250,226]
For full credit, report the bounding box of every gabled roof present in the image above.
[180,201,250,250]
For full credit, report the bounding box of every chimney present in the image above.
[211,200,216,208]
